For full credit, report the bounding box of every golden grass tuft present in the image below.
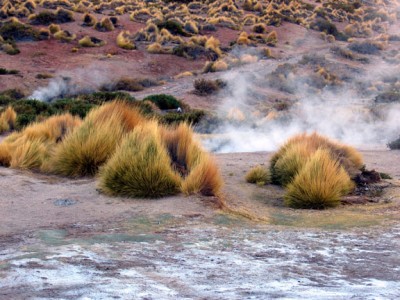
[270,132,364,185]
[47,102,144,177]
[237,31,251,45]
[116,31,135,50]
[98,121,181,198]
[48,23,61,34]
[245,165,271,185]
[205,36,222,57]
[78,35,105,47]
[266,30,278,46]
[54,30,76,42]
[181,153,223,196]
[147,42,164,54]
[161,123,223,196]
[284,149,354,209]
[272,142,314,186]
[0,106,17,133]
[0,114,81,170]
[0,143,11,167]
[9,137,49,170]
[211,60,229,72]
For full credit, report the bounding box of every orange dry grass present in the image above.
[0,143,11,167]
[9,137,49,170]
[48,101,145,177]
[22,114,82,143]
[98,121,181,198]
[0,114,81,170]
[0,106,17,132]
[285,149,354,209]
[161,123,223,196]
[181,153,223,196]
[86,100,145,131]
[270,132,363,185]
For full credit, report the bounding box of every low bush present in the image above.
[102,78,158,92]
[0,20,39,42]
[0,68,19,75]
[388,136,400,150]
[11,100,56,129]
[143,94,182,110]
[284,149,354,209]
[245,165,271,185]
[116,31,135,50]
[311,18,347,41]
[348,41,383,55]
[193,78,225,95]
[29,8,74,25]
[160,109,205,125]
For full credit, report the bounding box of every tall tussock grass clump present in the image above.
[48,101,144,177]
[161,123,223,197]
[284,149,354,209]
[0,113,81,170]
[270,132,363,185]
[0,106,17,133]
[98,122,181,198]
[270,132,362,209]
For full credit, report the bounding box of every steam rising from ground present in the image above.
[202,58,400,153]
[29,66,110,102]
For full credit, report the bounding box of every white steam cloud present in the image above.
[203,57,400,153]
[29,66,111,102]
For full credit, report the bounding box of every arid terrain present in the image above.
[1,0,400,298]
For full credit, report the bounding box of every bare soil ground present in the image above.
[1,150,400,298]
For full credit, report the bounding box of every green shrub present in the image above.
[78,91,135,105]
[143,94,182,110]
[157,20,187,36]
[0,89,24,105]
[0,21,39,41]
[12,100,55,129]
[160,109,205,125]
[51,99,95,118]
[311,18,347,41]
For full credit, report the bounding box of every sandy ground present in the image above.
[1,150,400,298]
